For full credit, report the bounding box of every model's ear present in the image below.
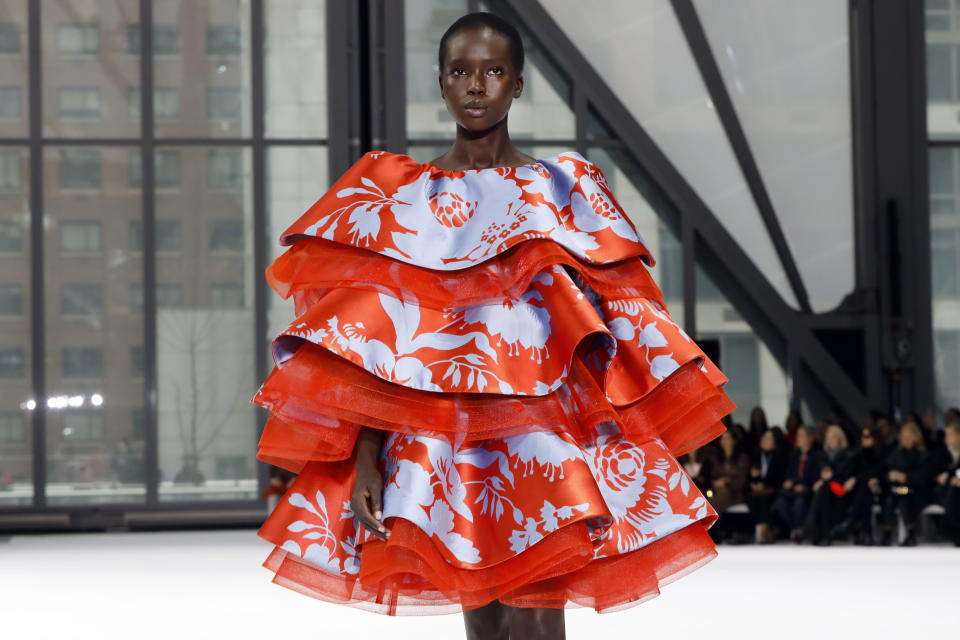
[514,73,524,98]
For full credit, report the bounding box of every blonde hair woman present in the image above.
[880,421,930,546]
[804,424,852,545]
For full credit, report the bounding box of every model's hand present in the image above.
[351,456,389,541]
[350,427,389,541]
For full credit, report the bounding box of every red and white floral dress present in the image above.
[252,150,735,615]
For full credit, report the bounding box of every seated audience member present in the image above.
[845,425,887,545]
[921,409,943,449]
[945,407,960,428]
[747,427,788,543]
[772,425,822,542]
[746,406,769,458]
[930,422,960,546]
[879,421,929,546]
[681,445,716,496]
[803,425,853,545]
[877,415,898,450]
[784,410,802,447]
[708,430,750,543]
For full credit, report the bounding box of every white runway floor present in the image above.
[1,528,956,639]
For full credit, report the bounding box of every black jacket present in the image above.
[784,448,821,488]
[749,449,788,489]
[846,447,885,485]
[884,447,929,492]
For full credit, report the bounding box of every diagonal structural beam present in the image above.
[671,0,812,313]
[495,0,866,421]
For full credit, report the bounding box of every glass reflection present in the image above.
[155,146,258,501]
[928,148,960,413]
[153,0,251,138]
[0,148,30,505]
[265,0,328,138]
[42,0,140,139]
[44,146,145,505]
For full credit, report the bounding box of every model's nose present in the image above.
[468,71,485,94]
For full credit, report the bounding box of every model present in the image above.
[252,11,734,639]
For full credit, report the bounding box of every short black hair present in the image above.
[438,11,524,75]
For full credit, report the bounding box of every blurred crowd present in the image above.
[682,407,960,547]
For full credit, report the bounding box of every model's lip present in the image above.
[464,102,487,110]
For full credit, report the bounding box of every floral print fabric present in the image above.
[253,150,734,614]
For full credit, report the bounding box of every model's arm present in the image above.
[350,426,390,541]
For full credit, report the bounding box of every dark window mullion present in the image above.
[251,0,269,496]
[28,0,45,509]
[139,0,159,507]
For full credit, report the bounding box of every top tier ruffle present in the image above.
[277,150,654,268]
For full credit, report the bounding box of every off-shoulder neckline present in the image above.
[375,150,582,174]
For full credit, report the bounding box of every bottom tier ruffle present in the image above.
[258,425,720,615]
[262,518,716,615]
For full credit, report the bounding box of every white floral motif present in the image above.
[303,175,415,250]
[461,273,554,363]
[504,431,582,480]
[281,489,344,574]
[508,499,590,553]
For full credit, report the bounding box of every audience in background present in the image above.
[746,427,788,544]
[844,425,887,545]
[880,421,929,546]
[931,422,960,546]
[708,430,750,543]
[746,407,769,458]
[803,425,852,545]
[772,426,822,543]
[699,405,960,547]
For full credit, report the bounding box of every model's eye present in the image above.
[489,66,504,75]
[451,67,465,75]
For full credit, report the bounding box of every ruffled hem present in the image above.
[269,237,658,314]
[260,516,717,616]
[276,151,651,270]
[253,341,733,472]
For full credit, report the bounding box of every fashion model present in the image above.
[252,11,734,639]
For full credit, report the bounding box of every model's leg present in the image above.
[509,605,566,640]
[463,599,510,640]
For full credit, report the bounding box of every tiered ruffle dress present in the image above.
[252,150,735,615]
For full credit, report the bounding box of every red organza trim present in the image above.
[268,237,659,313]
[259,518,717,615]
[253,341,734,471]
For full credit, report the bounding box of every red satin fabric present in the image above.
[252,150,734,615]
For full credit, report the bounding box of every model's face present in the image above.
[439,27,522,132]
